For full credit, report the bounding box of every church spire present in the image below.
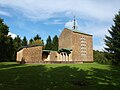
[73,16,77,30]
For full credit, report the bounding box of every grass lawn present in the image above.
[0,62,120,90]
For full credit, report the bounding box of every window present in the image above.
[81,52,87,56]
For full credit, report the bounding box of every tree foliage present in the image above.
[34,34,41,41]
[45,35,52,50]
[93,50,109,64]
[14,35,22,49]
[52,35,58,51]
[0,17,25,61]
[29,34,44,45]
[22,36,27,46]
[104,11,120,65]
[45,35,58,51]
[0,19,9,35]
[0,18,15,61]
[29,38,33,45]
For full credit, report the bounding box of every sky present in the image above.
[0,0,120,51]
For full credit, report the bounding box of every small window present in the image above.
[81,52,87,56]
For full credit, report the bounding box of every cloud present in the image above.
[65,19,110,38]
[58,29,62,33]
[65,21,74,29]
[82,25,110,38]
[44,19,64,25]
[0,0,120,21]
[0,10,10,17]
[65,20,79,30]
[0,0,120,51]
[8,32,17,39]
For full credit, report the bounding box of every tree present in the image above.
[14,35,22,50]
[22,36,27,46]
[45,35,52,50]
[32,39,44,45]
[34,34,41,41]
[6,36,15,61]
[104,11,120,65]
[29,34,44,45]
[0,18,9,35]
[29,38,33,45]
[13,35,22,61]
[52,35,58,51]
[0,18,15,61]
[93,50,109,64]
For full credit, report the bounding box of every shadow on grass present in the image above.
[0,63,120,90]
[0,62,24,69]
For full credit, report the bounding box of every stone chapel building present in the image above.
[17,18,93,63]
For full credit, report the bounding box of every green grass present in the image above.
[0,62,120,90]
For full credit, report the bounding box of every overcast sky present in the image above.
[0,0,120,51]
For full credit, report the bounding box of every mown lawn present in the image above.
[0,62,120,90]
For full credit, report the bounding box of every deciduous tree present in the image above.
[0,18,14,61]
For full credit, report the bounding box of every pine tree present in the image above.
[22,36,27,46]
[52,35,58,51]
[14,35,22,50]
[34,34,41,41]
[29,38,33,45]
[29,34,44,45]
[45,35,52,50]
[104,11,120,65]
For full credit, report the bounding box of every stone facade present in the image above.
[59,28,93,62]
[17,46,43,63]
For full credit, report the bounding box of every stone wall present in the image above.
[23,46,43,63]
[59,28,72,49]
[16,49,23,62]
[59,28,93,62]
[16,46,43,63]
[86,36,93,62]
[50,51,57,61]
[72,32,82,61]
[72,31,93,62]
